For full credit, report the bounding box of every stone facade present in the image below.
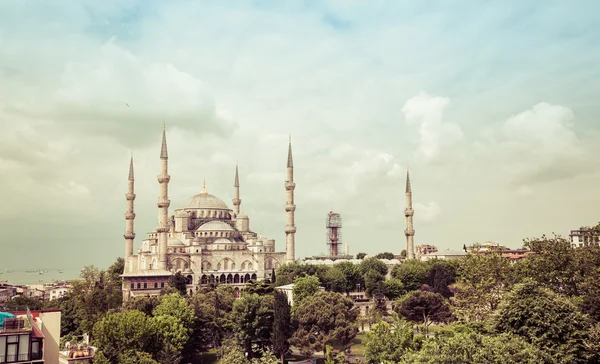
[122,127,292,301]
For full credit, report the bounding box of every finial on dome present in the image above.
[201,178,207,194]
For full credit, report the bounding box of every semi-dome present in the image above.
[197,220,235,231]
[213,238,233,245]
[183,192,229,210]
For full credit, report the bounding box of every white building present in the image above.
[122,128,296,301]
[570,226,600,248]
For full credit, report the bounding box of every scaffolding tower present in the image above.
[326,212,343,257]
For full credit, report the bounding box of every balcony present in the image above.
[0,353,32,362]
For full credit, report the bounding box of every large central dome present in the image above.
[183,192,229,210]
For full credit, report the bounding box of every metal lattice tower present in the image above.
[326,212,343,256]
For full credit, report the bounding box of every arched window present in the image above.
[220,274,226,283]
[251,273,257,281]
[244,273,251,282]
[234,274,240,284]
[227,274,233,284]
[201,275,207,285]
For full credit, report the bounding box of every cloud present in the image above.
[402,92,464,163]
[484,102,588,185]
[414,201,442,224]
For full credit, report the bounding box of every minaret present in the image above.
[284,136,296,263]
[157,125,171,270]
[404,170,415,259]
[124,154,136,264]
[233,162,241,216]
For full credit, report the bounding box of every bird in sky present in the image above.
[125,102,129,107]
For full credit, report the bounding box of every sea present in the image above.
[0,268,82,285]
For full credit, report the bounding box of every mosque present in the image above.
[121,127,296,300]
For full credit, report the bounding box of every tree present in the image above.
[123,296,161,316]
[272,291,293,363]
[232,293,275,359]
[166,272,188,296]
[428,261,457,298]
[3,296,45,311]
[391,260,431,292]
[292,275,320,307]
[452,252,512,322]
[152,315,189,364]
[375,252,396,259]
[92,310,158,362]
[333,261,364,294]
[364,318,421,364]
[364,269,386,297]
[275,263,330,286]
[291,291,359,356]
[244,279,275,296]
[356,252,367,259]
[400,249,407,258]
[396,291,452,336]
[491,279,591,362]
[383,278,405,300]
[152,293,194,330]
[403,325,552,364]
[187,286,235,355]
[359,257,388,276]
[321,266,348,293]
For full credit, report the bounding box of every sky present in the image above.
[1,1,600,270]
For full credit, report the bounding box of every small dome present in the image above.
[213,238,232,244]
[183,192,229,210]
[168,239,184,246]
[197,220,235,231]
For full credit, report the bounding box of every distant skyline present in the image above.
[1,1,600,270]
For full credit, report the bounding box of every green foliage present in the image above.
[291,291,359,356]
[216,343,279,364]
[292,275,320,307]
[152,315,189,364]
[452,252,512,321]
[403,325,551,364]
[92,310,159,362]
[375,252,396,259]
[333,261,364,293]
[167,272,188,296]
[275,262,330,286]
[2,295,45,311]
[153,293,194,330]
[321,266,348,293]
[244,280,275,296]
[359,257,388,276]
[356,252,367,259]
[123,296,161,316]
[118,350,160,364]
[187,286,235,353]
[491,279,591,363]
[364,269,386,297]
[232,293,275,359]
[383,278,405,300]
[392,259,431,292]
[396,291,452,335]
[428,261,457,298]
[272,291,293,363]
[364,318,421,364]
[324,344,346,364]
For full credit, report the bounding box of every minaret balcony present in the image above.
[157,175,171,183]
[404,208,414,216]
[125,193,136,201]
[285,182,296,190]
[156,225,170,233]
[125,212,136,220]
[124,232,136,239]
[404,229,415,236]
[157,198,171,208]
[285,225,297,234]
[285,204,296,212]
[232,198,241,205]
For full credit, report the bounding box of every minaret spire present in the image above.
[124,154,136,268]
[404,169,415,259]
[285,136,297,263]
[233,162,241,216]
[157,124,171,270]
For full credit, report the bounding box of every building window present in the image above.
[137,283,141,289]
[130,283,134,289]
[154,282,158,288]
[161,282,165,288]
[144,283,147,289]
